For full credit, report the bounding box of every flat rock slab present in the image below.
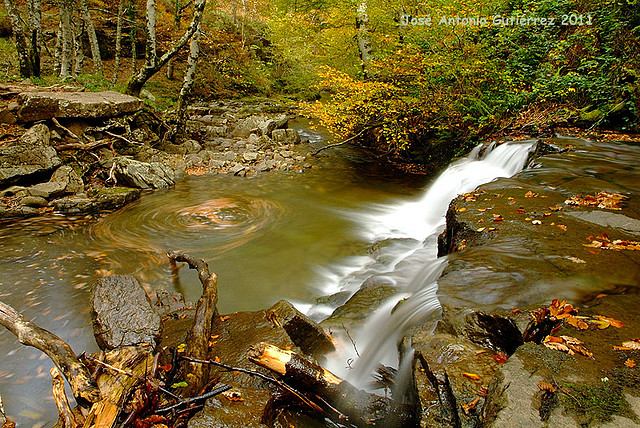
[187,385,271,428]
[91,274,161,350]
[13,91,142,122]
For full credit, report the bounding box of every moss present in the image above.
[561,382,635,425]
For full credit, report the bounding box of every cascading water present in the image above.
[311,140,537,390]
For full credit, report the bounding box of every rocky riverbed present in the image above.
[0,85,315,220]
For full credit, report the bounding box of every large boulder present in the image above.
[91,274,162,350]
[0,123,61,186]
[271,128,301,145]
[12,90,142,122]
[50,165,84,194]
[113,158,175,189]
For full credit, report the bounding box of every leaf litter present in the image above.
[565,191,627,210]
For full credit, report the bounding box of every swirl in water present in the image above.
[87,195,287,274]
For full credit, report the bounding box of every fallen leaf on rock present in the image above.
[622,339,640,350]
[221,389,244,402]
[478,387,488,397]
[594,315,624,328]
[538,381,556,392]
[557,224,568,231]
[488,227,498,231]
[543,335,594,358]
[462,372,481,380]
[532,220,542,225]
[517,207,525,214]
[565,191,627,210]
[625,359,636,368]
[614,345,632,351]
[549,205,563,211]
[510,308,522,315]
[544,212,552,216]
[584,236,640,251]
[494,352,508,363]
[461,397,481,415]
[477,208,487,212]
[525,191,539,198]
[477,227,486,232]
[566,256,585,264]
[457,207,467,212]
[525,217,532,221]
[567,316,589,330]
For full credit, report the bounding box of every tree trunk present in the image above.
[166,251,218,397]
[145,0,156,68]
[59,0,74,78]
[248,342,419,427]
[112,0,124,83]
[54,21,62,75]
[72,17,84,76]
[0,300,100,404]
[355,0,372,79]
[27,0,41,77]
[4,0,33,77]
[176,23,200,124]
[129,0,137,77]
[166,0,182,80]
[126,0,206,97]
[78,0,103,75]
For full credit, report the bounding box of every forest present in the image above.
[1,0,638,165]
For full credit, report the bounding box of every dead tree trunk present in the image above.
[0,300,100,404]
[248,342,419,427]
[125,0,206,97]
[28,0,42,77]
[77,0,103,75]
[72,17,84,76]
[167,251,218,396]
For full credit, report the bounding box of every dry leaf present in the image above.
[625,359,636,368]
[494,352,508,363]
[544,212,552,217]
[557,224,568,231]
[462,372,481,380]
[549,205,563,211]
[565,191,627,210]
[525,191,539,198]
[532,220,542,225]
[517,208,525,214]
[622,340,640,350]
[594,315,624,328]
[614,345,632,351]
[461,397,481,415]
[457,207,467,212]
[538,381,556,392]
[566,256,585,264]
[477,227,486,232]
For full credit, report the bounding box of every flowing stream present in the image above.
[2,127,620,427]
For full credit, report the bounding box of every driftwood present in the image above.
[166,251,219,396]
[0,300,100,404]
[81,347,153,428]
[51,367,81,428]
[248,342,419,427]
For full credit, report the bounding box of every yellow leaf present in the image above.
[625,359,636,368]
[462,372,481,380]
[594,315,624,328]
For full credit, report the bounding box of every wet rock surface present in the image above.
[91,274,162,350]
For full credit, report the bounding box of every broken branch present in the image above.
[51,367,80,428]
[0,300,100,404]
[156,384,232,413]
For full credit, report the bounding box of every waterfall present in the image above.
[310,140,537,389]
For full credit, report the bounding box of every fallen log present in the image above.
[166,251,219,396]
[0,300,100,404]
[248,342,419,427]
[51,367,81,428]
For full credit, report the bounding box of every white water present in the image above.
[309,140,536,389]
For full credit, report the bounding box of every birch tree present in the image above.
[78,0,103,75]
[176,23,200,124]
[59,0,74,78]
[145,0,157,68]
[125,0,207,96]
[356,0,372,79]
[3,0,41,77]
[112,0,124,83]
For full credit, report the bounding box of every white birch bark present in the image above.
[177,23,200,123]
[59,0,74,78]
[112,0,124,83]
[78,0,103,74]
[356,0,372,78]
[145,0,156,68]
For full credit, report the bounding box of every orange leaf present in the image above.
[614,345,632,351]
[461,397,481,415]
[594,315,624,328]
[538,381,556,392]
[462,372,481,380]
[625,359,636,368]
[557,224,568,231]
[494,352,508,363]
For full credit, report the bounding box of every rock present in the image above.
[228,163,245,175]
[216,152,237,162]
[139,89,156,102]
[13,91,142,122]
[51,195,95,213]
[91,274,162,350]
[0,123,61,186]
[0,204,40,218]
[279,150,294,158]
[272,129,301,145]
[20,195,48,207]
[185,153,203,167]
[231,117,261,138]
[267,300,335,357]
[0,185,27,197]
[243,152,259,162]
[154,290,193,318]
[50,165,84,194]
[182,139,202,154]
[187,385,271,428]
[207,310,298,389]
[113,159,175,189]
[91,187,140,210]
[28,181,66,199]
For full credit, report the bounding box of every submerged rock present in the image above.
[187,386,271,428]
[90,274,162,350]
